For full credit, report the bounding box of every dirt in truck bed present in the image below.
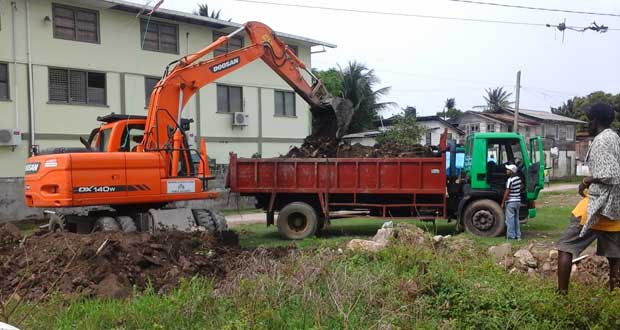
[285,135,434,158]
[0,224,289,301]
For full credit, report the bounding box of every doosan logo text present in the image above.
[210,57,240,73]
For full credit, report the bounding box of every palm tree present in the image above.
[338,61,397,133]
[484,87,514,112]
[445,98,456,110]
[194,3,230,20]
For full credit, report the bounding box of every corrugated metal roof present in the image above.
[101,0,337,48]
[507,109,586,124]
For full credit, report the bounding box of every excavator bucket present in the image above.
[310,97,354,139]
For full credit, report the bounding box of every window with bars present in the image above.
[144,76,160,106]
[52,4,99,43]
[213,31,244,56]
[141,19,178,54]
[274,90,296,117]
[216,84,242,113]
[0,63,8,100]
[48,68,106,105]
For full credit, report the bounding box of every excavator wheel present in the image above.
[48,213,67,232]
[116,216,137,233]
[192,209,227,233]
[93,216,121,232]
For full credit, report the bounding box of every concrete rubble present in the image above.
[487,241,610,286]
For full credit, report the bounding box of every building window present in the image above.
[216,84,242,113]
[487,123,495,132]
[467,123,480,135]
[0,63,8,100]
[52,4,99,43]
[141,20,178,54]
[558,125,567,140]
[48,68,106,105]
[144,76,160,106]
[275,90,296,117]
[213,31,244,56]
[425,130,432,146]
[288,44,298,56]
[566,125,574,141]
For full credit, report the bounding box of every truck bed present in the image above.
[227,153,447,219]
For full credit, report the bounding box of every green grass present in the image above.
[14,232,620,330]
[222,208,262,216]
[233,196,573,249]
[235,217,456,249]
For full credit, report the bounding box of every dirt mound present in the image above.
[0,223,22,252]
[0,230,257,300]
[285,136,434,158]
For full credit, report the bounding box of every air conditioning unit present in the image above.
[232,112,249,126]
[0,129,21,147]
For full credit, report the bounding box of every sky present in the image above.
[161,0,619,117]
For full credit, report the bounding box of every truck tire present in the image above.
[93,216,121,232]
[277,202,318,240]
[463,199,506,237]
[116,216,137,233]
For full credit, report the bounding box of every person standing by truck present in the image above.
[502,164,522,240]
[556,103,620,294]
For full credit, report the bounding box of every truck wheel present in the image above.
[192,209,227,233]
[277,202,318,240]
[463,199,506,237]
[93,216,121,232]
[116,216,137,233]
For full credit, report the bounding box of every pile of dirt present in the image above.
[0,230,289,301]
[285,136,434,158]
[488,242,609,286]
[0,223,22,252]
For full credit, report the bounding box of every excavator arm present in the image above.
[140,21,352,177]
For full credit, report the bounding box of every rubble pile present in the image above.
[285,136,434,158]
[488,242,609,286]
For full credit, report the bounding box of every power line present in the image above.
[233,0,620,31]
[447,0,620,18]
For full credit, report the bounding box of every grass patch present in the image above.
[234,217,455,249]
[222,208,262,216]
[15,231,620,330]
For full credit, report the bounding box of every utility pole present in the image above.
[513,71,521,133]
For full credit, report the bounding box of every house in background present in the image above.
[342,115,465,146]
[451,109,585,178]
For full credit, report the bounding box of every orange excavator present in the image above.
[24,21,352,233]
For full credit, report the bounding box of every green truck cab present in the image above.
[451,132,545,236]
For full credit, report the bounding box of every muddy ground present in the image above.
[0,225,289,301]
[285,136,434,158]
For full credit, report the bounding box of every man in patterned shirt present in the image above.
[556,103,620,294]
[502,164,522,240]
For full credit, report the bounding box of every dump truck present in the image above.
[227,131,545,239]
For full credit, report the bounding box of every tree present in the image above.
[403,106,417,118]
[483,87,514,113]
[339,61,397,133]
[375,113,425,146]
[313,62,397,134]
[312,68,342,97]
[551,91,620,131]
[437,97,463,120]
[194,3,230,20]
